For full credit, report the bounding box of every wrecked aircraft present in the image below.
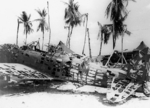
[0,41,150,104]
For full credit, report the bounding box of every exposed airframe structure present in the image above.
[0,41,150,103]
[0,42,110,87]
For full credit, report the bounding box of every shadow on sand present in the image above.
[0,80,132,106]
[0,80,67,96]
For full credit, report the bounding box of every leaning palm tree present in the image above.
[16,19,20,46]
[35,9,48,50]
[64,0,82,48]
[47,1,51,48]
[19,11,33,45]
[82,13,88,55]
[87,28,92,58]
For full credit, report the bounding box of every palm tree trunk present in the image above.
[37,38,40,50]
[87,28,92,58]
[66,26,70,47]
[16,19,19,46]
[121,34,124,64]
[82,14,88,55]
[42,31,44,50]
[105,21,115,66]
[25,33,27,45]
[47,1,51,47]
[68,26,73,49]
[82,32,87,55]
[113,21,115,49]
[99,33,103,56]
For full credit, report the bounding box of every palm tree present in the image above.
[64,26,70,47]
[87,28,92,58]
[97,22,112,56]
[105,0,135,65]
[103,23,131,66]
[105,0,135,49]
[16,19,20,46]
[19,11,33,45]
[64,0,82,48]
[82,13,88,55]
[47,1,51,48]
[35,9,48,50]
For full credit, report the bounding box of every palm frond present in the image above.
[101,24,113,44]
[35,9,43,17]
[42,9,47,17]
[63,1,70,6]
[97,30,101,40]
[104,0,136,48]
[125,30,131,35]
[122,10,130,21]
[113,35,117,49]
[34,19,42,22]
[19,21,23,24]
[105,2,113,18]
[104,32,111,44]
[64,0,82,27]
[28,21,33,27]
[74,2,79,7]
[97,22,103,39]
[37,23,42,32]
[64,8,68,19]
[18,17,24,22]
[98,22,102,28]
[123,0,136,6]
[22,11,28,22]
[28,14,31,21]
[19,11,33,35]
[35,9,48,33]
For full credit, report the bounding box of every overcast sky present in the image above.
[0,0,150,56]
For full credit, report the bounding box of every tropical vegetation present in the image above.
[64,0,82,48]
[105,0,135,49]
[35,9,49,50]
[18,11,33,45]
[15,0,136,58]
[97,22,112,56]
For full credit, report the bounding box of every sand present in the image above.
[0,63,150,108]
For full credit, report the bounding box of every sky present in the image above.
[0,0,150,56]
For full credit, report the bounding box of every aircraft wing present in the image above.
[0,63,52,84]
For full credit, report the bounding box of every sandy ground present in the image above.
[0,85,150,108]
[0,63,150,108]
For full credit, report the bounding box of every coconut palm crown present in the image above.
[19,11,33,45]
[105,0,135,49]
[35,9,48,50]
[64,0,82,48]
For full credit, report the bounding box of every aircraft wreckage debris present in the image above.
[0,43,150,104]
